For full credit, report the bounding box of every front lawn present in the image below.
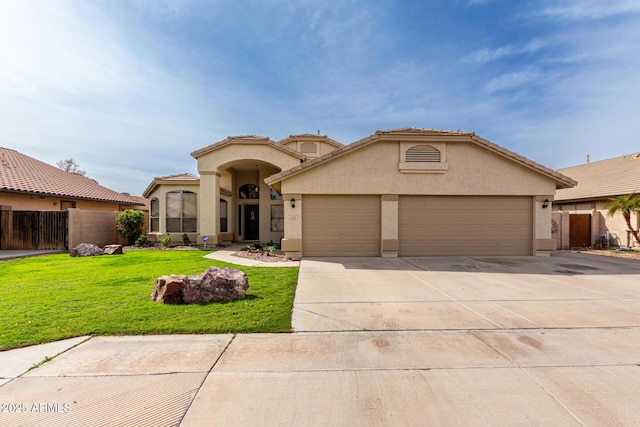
[0,250,299,350]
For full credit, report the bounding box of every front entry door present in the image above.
[244,205,259,240]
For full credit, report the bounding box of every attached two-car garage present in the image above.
[302,195,533,257]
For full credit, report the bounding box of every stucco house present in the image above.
[0,147,143,211]
[144,128,575,257]
[1,147,145,250]
[553,153,640,249]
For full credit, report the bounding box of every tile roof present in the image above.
[277,134,343,148]
[142,173,199,198]
[555,153,640,202]
[265,128,576,189]
[191,135,305,160]
[0,147,143,205]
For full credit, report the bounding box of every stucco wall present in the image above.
[67,208,125,248]
[554,200,640,248]
[0,193,124,211]
[195,143,299,244]
[197,143,301,173]
[280,140,557,196]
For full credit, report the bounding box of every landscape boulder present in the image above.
[151,266,249,305]
[150,276,185,304]
[104,244,123,255]
[70,243,103,257]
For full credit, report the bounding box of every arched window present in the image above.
[239,184,259,199]
[166,191,197,232]
[150,198,159,232]
[220,199,228,232]
[405,145,441,163]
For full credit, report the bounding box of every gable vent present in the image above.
[406,145,441,163]
[300,142,317,153]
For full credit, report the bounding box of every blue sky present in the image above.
[1,0,639,195]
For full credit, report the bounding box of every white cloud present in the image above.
[484,70,542,94]
[538,0,640,21]
[465,39,551,63]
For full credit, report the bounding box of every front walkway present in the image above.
[204,245,299,267]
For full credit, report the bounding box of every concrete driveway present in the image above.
[293,252,640,331]
[1,252,639,425]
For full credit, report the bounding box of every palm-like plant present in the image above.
[606,193,640,245]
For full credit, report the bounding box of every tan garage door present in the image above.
[303,195,380,256]
[399,196,532,256]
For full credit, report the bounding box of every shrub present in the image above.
[115,210,146,246]
[159,235,172,247]
[134,235,148,247]
[182,233,191,246]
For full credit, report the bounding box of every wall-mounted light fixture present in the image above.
[290,198,296,209]
[542,199,550,209]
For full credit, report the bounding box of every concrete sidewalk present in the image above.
[1,252,639,425]
[0,250,65,260]
[1,329,639,425]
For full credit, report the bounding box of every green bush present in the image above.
[182,233,191,246]
[116,210,146,246]
[134,235,148,247]
[159,235,172,247]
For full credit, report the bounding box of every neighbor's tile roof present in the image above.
[266,128,576,189]
[0,147,143,205]
[555,153,640,202]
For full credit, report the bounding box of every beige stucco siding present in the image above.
[554,200,640,248]
[279,141,557,196]
[197,144,301,173]
[1,193,125,211]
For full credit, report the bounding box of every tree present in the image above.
[606,193,640,246]
[56,159,86,176]
[116,210,146,245]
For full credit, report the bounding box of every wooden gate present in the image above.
[0,211,68,250]
[569,214,591,247]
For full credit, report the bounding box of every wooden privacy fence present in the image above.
[0,210,68,250]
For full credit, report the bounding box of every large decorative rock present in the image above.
[104,244,123,255]
[151,276,185,304]
[151,267,249,305]
[70,243,103,257]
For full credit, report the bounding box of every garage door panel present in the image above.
[399,196,532,256]
[303,196,380,256]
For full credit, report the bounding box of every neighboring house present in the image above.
[1,147,145,250]
[143,128,575,257]
[553,153,640,249]
[0,147,144,211]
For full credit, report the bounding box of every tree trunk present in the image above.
[624,214,640,245]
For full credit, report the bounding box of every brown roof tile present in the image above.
[555,153,640,202]
[0,147,143,205]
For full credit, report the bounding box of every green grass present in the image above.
[0,250,299,350]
